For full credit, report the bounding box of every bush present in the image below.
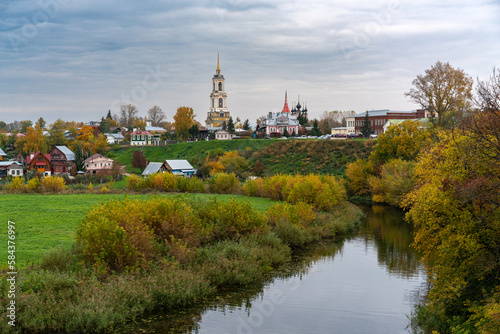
[265,202,316,228]
[345,159,374,196]
[4,176,26,193]
[242,177,265,197]
[207,172,240,194]
[126,174,144,190]
[194,198,266,241]
[40,246,74,272]
[40,176,67,193]
[286,174,346,211]
[263,174,292,201]
[368,158,415,207]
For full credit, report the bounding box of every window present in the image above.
[219,98,223,108]
[16,170,20,175]
[38,157,42,161]
[218,82,222,91]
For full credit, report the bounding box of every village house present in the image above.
[0,161,23,178]
[160,160,196,177]
[105,133,125,144]
[49,146,75,175]
[130,130,161,146]
[142,162,163,176]
[26,152,52,176]
[83,153,114,175]
[215,130,232,140]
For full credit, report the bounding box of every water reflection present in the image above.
[118,205,427,334]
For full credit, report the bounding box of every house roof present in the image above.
[0,148,6,156]
[27,152,51,164]
[83,153,113,164]
[130,130,153,136]
[145,126,165,132]
[55,146,75,161]
[164,160,194,171]
[0,161,21,168]
[353,109,418,118]
[142,162,163,176]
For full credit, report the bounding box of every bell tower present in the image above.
[205,53,230,128]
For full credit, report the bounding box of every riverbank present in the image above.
[0,196,363,333]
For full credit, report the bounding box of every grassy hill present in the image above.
[107,138,376,176]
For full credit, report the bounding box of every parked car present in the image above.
[370,134,378,138]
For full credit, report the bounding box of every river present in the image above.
[120,205,428,334]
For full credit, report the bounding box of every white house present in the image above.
[105,133,125,144]
[215,130,232,140]
[0,161,23,178]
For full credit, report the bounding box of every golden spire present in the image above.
[217,53,220,71]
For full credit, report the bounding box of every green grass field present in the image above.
[0,193,277,267]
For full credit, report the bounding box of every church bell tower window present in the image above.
[219,98,223,108]
[218,82,223,91]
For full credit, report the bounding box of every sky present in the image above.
[1,0,499,125]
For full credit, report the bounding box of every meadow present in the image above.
[0,193,276,268]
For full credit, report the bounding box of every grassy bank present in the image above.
[0,193,276,267]
[108,139,376,175]
[0,193,364,333]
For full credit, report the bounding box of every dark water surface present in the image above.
[121,205,427,334]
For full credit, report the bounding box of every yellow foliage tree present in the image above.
[173,106,196,140]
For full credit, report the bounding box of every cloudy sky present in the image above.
[1,0,499,125]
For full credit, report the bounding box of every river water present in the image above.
[122,205,428,334]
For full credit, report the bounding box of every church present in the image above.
[265,91,301,136]
[205,54,231,129]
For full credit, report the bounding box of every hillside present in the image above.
[107,139,376,176]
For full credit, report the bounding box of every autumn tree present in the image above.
[132,150,148,171]
[23,124,47,154]
[119,104,139,129]
[370,120,431,164]
[132,118,146,130]
[405,61,473,128]
[147,105,166,126]
[405,130,500,332]
[173,106,196,141]
[76,125,95,141]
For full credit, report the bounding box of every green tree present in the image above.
[405,60,473,128]
[188,124,199,139]
[310,120,322,136]
[243,119,250,130]
[20,120,33,133]
[173,106,196,141]
[283,128,289,137]
[48,119,67,147]
[227,117,235,133]
[360,111,372,138]
[35,117,46,130]
[98,116,110,134]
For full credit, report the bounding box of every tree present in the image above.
[173,106,196,141]
[132,150,148,171]
[283,128,289,137]
[98,117,110,134]
[106,110,113,120]
[243,119,250,130]
[370,120,431,164]
[147,105,166,126]
[35,117,46,130]
[406,130,500,332]
[222,121,227,131]
[310,120,322,136]
[23,124,46,154]
[318,110,355,134]
[188,124,199,139]
[119,104,139,128]
[74,146,86,173]
[360,111,372,138]
[132,118,146,130]
[48,119,67,147]
[20,120,33,133]
[227,117,235,133]
[405,61,473,128]
[77,125,95,141]
[0,121,7,130]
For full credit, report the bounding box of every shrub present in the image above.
[26,176,40,192]
[194,198,266,241]
[40,246,74,272]
[286,174,346,211]
[345,159,374,196]
[263,174,292,201]
[4,176,26,193]
[40,176,67,193]
[368,158,416,207]
[242,177,264,197]
[126,174,144,190]
[207,172,240,194]
[265,202,316,228]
